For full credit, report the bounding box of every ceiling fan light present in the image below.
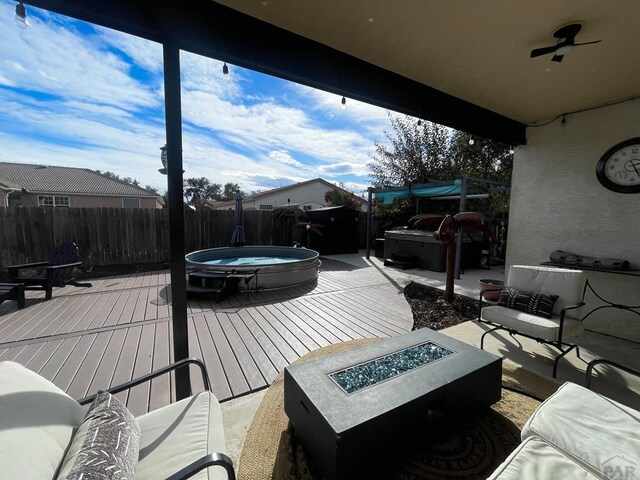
[555,44,574,56]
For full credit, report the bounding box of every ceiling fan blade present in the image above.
[551,55,564,63]
[574,40,602,47]
[530,45,558,58]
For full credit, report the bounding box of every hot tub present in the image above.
[185,246,320,290]
[384,229,483,272]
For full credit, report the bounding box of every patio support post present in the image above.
[454,174,468,279]
[163,41,191,400]
[366,188,373,259]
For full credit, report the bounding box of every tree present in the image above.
[324,188,364,210]
[368,115,514,220]
[96,170,141,187]
[369,115,453,187]
[222,182,245,201]
[183,177,222,207]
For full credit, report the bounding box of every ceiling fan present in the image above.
[530,23,601,63]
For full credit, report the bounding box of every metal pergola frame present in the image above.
[20,0,524,399]
[365,175,510,278]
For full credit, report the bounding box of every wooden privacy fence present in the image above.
[0,207,373,268]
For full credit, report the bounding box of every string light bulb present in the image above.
[468,138,475,145]
[509,148,515,155]
[222,62,229,76]
[341,96,346,110]
[15,2,28,29]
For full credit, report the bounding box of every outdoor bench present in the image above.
[0,282,25,309]
[479,265,586,377]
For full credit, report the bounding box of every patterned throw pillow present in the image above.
[498,287,559,318]
[57,391,141,480]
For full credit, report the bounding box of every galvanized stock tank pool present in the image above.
[185,246,320,290]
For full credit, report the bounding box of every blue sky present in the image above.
[0,2,400,196]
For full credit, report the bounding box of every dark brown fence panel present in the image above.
[0,207,372,268]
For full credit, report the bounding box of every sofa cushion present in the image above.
[57,391,141,480]
[481,305,584,341]
[507,266,585,318]
[0,361,85,480]
[487,436,599,479]
[136,391,228,480]
[522,382,640,478]
[498,287,558,318]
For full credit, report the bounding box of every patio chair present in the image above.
[478,265,587,377]
[0,358,235,480]
[6,241,83,300]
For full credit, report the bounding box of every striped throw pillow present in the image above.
[498,287,559,318]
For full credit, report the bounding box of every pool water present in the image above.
[203,256,300,266]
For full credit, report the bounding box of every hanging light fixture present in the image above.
[341,96,346,110]
[158,145,168,175]
[15,2,29,29]
[222,62,229,76]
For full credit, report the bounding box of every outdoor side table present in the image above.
[284,328,502,480]
[0,283,26,309]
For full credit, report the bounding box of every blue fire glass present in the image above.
[328,342,454,394]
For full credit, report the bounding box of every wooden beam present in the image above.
[25,0,526,145]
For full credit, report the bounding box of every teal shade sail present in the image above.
[375,181,462,204]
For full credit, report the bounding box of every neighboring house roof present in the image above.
[0,162,159,197]
[207,178,366,208]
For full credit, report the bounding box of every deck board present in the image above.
[0,258,416,411]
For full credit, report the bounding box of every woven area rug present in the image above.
[238,338,558,480]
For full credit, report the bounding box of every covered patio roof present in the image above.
[19,0,639,397]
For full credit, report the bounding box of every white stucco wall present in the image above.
[506,98,640,341]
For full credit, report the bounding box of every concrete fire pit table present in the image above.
[284,328,502,480]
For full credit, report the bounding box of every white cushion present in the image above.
[507,265,585,318]
[522,382,640,478]
[0,361,85,480]
[136,391,228,480]
[482,305,584,341]
[487,436,599,479]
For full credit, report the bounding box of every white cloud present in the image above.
[292,84,393,127]
[181,89,374,167]
[317,161,369,176]
[0,6,394,196]
[98,28,163,73]
[0,3,159,110]
[268,150,306,168]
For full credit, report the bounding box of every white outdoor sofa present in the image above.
[479,265,587,377]
[0,358,235,480]
[488,377,640,479]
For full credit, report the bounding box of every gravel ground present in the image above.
[404,281,483,331]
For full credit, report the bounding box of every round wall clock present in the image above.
[596,137,640,193]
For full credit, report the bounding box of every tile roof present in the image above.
[0,162,159,197]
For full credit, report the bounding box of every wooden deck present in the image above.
[0,257,414,416]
